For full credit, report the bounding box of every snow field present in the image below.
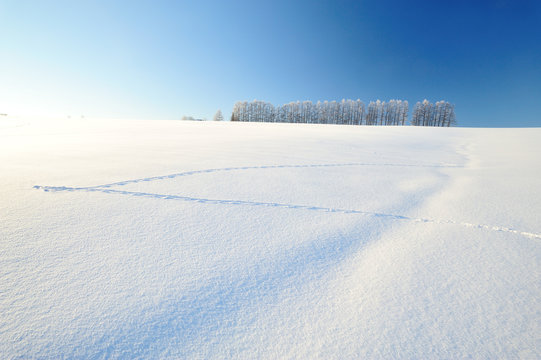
[1,117,539,358]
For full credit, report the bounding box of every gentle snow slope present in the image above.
[1,118,539,358]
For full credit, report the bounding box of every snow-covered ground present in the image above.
[1,117,539,358]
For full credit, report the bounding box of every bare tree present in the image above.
[213,109,224,121]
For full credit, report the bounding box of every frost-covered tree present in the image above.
[400,100,409,125]
[213,109,224,121]
[411,101,422,126]
[231,98,425,126]
[365,101,377,125]
[411,99,455,126]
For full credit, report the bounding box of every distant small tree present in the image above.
[213,109,224,121]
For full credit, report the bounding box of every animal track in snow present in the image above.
[38,162,463,191]
[33,162,540,240]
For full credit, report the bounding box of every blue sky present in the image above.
[1,0,539,126]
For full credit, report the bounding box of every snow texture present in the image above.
[1,117,540,358]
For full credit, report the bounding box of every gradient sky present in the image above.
[1,0,540,126]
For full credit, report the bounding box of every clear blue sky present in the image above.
[1,0,540,126]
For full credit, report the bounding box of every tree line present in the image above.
[230,99,455,126]
[411,99,456,127]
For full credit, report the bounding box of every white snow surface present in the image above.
[1,117,540,358]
